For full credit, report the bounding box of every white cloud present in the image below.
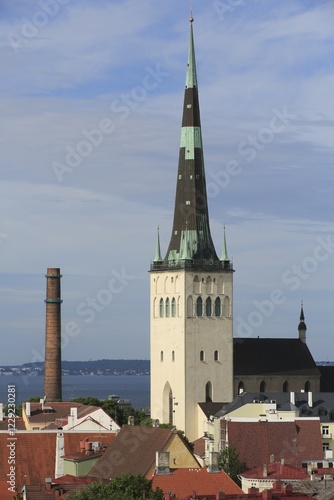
[1,0,334,363]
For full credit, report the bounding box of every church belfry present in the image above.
[150,17,234,441]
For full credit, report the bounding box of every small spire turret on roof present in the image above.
[153,226,162,263]
[220,225,229,262]
[298,301,307,344]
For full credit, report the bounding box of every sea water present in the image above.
[0,374,150,408]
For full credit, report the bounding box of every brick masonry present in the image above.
[44,267,62,401]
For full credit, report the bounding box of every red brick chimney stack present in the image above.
[44,267,62,402]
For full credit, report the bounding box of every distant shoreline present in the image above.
[0,359,150,377]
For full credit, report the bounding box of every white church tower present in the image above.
[150,17,234,441]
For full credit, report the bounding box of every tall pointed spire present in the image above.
[154,226,162,262]
[164,17,219,266]
[298,301,307,343]
[220,225,229,262]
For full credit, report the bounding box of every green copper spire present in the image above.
[164,16,219,265]
[186,16,197,90]
[153,226,162,262]
[220,225,229,261]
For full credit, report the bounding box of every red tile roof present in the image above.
[222,419,323,469]
[152,468,242,498]
[241,462,308,480]
[0,431,115,500]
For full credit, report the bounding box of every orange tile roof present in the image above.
[152,468,242,498]
[241,462,308,480]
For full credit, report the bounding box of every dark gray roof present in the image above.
[318,365,334,392]
[198,402,228,418]
[215,391,334,422]
[233,338,320,376]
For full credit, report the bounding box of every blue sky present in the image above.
[1,0,334,365]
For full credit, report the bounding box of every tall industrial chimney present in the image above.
[44,268,62,402]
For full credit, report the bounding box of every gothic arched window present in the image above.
[214,297,221,317]
[196,297,203,317]
[206,297,212,317]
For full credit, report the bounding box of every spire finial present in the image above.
[154,225,162,263]
[190,8,194,23]
[220,224,229,262]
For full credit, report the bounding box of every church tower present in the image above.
[150,17,234,441]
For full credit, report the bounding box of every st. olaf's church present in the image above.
[149,17,320,442]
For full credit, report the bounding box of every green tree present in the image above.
[218,445,243,485]
[69,474,164,500]
[70,397,148,426]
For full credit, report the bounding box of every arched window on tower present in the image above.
[305,381,310,392]
[260,381,266,393]
[196,297,203,317]
[217,276,223,294]
[214,297,221,317]
[165,297,170,317]
[159,298,164,318]
[193,276,200,294]
[283,381,289,392]
[206,276,212,294]
[214,350,219,361]
[172,351,175,362]
[187,296,193,317]
[200,350,205,362]
[169,389,173,425]
[160,351,164,362]
[205,382,213,402]
[171,297,176,317]
[224,296,230,317]
[206,297,212,317]
[238,381,245,394]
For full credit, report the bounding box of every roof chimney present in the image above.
[128,416,134,426]
[263,464,268,478]
[45,477,52,491]
[208,452,220,473]
[290,392,295,406]
[308,391,313,408]
[70,407,78,427]
[25,402,31,417]
[155,451,171,475]
[0,403,3,422]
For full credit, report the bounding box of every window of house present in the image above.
[260,381,266,392]
[238,381,245,394]
[159,298,164,317]
[323,426,330,436]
